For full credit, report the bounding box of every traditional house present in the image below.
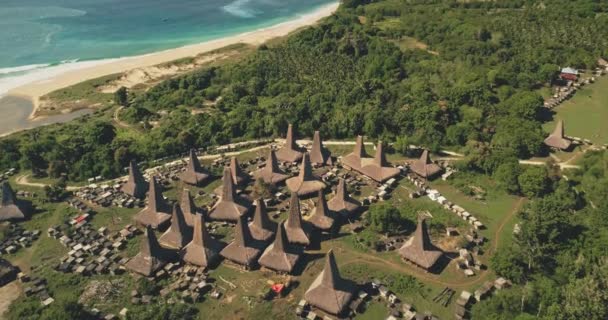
[560,67,579,81]
[398,217,443,271]
[208,167,252,222]
[159,204,193,250]
[284,193,311,246]
[275,123,304,163]
[219,215,263,269]
[229,157,249,186]
[181,213,223,268]
[0,182,26,221]
[286,153,326,197]
[327,178,361,217]
[134,177,171,229]
[180,190,201,227]
[544,120,572,150]
[258,222,301,274]
[122,160,148,199]
[125,226,169,276]
[252,149,290,185]
[341,137,400,182]
[410,150,442,180]
[309,131,333,166]
[248,199,276,242]
[308,191,335,232]
[180,149,210,186]
[304,250,355,315]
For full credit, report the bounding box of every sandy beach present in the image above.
[6,2,339,118]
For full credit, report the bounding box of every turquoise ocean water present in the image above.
[0,0,336,93]
[0,0,336,135]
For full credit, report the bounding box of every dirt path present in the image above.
[331,197,525,289]
[0,282,21,319]
[15,174,79,191]
[112,106,131,129]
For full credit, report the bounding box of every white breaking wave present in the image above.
[222,0,260,18]
[0,58,121,97]
[0,64,51,75]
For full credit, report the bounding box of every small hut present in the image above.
[544,120,572,150]
[304,250,355,315]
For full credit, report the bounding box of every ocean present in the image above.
[0,0,337,96]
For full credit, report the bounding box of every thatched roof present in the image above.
[209,167,252,222]
[308,191,335,231]
[341,138,400,182]
[0,182,25,221]
[398,217,443,270]
[410,149,442,179]
[309,131,333,166]
[252,149,289,185]
[134,177,171,229]
[125,226,169,276]
[327,179,361,216]
[122,160,148,199]
[249,199,276,242]
[181,213,223,267]
[181,149,210,186]
[544,120,572,150]
[286,153,326,197]
[258,222,301,273]
[276,123,304,163]
[304,250,355,315]
[230,157,249,186]
[285,193,311,246]
[220,215,262,268]
[180,189,201,227]
[159,204,193,250]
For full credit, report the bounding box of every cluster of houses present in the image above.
[50,222,136,276]
[0,223,40,256]
[22,276,55,308]
[454,277,511,319]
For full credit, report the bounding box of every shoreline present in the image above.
[5,2,339,120]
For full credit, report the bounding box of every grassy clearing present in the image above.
[544,76,608,144]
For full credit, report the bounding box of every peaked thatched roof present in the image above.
[220,214,262,268]
[276,123,304,163]
[159,204,193,250]
[309,131,333,166]
[341,138,400,182]
[253,149,289,185]
[209,167,252,222]
[249,199,276,242]
[308,190,335,231]
[181,213,223,267]
[180,189,200,227]
[181,149,210,186]
[122,160,148,199]
[410,149,442,179]
[398,217,443,270]
[304,250,355,315]
[286,153,326,197]
[327,179,361,216]
[125,226,168,276]
[134,177,171,229]
[258,222,301,273]
[230,157,249,186]
[0,182,25,221]
[285,193,311,246]
[544,120,572,150]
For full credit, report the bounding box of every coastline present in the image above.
[5,2,339,120]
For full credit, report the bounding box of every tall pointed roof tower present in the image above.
[220,214,263,268]
[284,193,310,246]
[544,120,572,150]
[253,149,289,185]
[309,131,333,166]
[134,176,171,229]
[159,204,193,250]
[0,182,26,221]
[181,149,210,186]
[308,190,335,231]
[304,250,355,315]
[248,199,277,242]
[122,160,148,198]
[208,167,252,221]
[286,153,325,197]
[275,123,304,163]
[125,226,168,276]
[181,213,223,267]
[398,217,443,270]
[327,178,361,216]
[258,222,301,273]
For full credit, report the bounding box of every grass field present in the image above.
[544,76,608,145]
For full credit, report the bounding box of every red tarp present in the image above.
[271,284,284,293]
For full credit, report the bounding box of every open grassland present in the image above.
[544,76,608,145]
